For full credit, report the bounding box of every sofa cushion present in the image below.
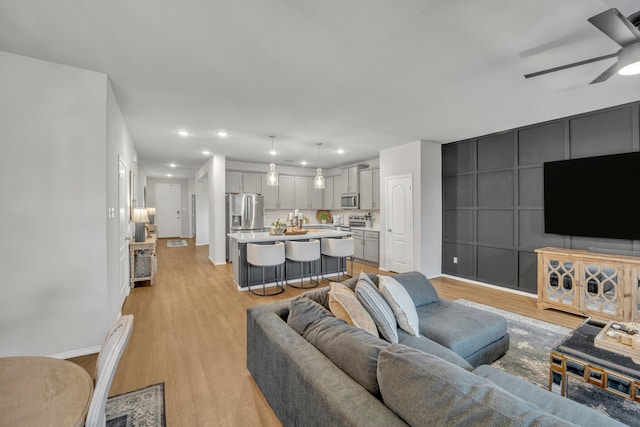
[287,296,333,335]
[379,275,420,337]
[397,330,472,371]
[355,278,398,343]
[417,299,507,359]
[391,271,440,307]
[328,282,379,337]
[291,286,331,309]
[377,345,576,427]
[473,365,627,427]
[289,298,389,397]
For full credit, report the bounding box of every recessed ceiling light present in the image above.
[202,150,211,155]
[270,149,277,155]
[217,131,228,137]
[301,161,307,165]
[167,174,172,177]
[177,130,189,137]
[337,148,344,154]
[169,163,176,168]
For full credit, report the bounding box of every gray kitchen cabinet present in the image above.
[310,185,323,210]
[364,230,379,264]
[225,171,242,193]
[352,229,364,259]
[294,176,310,209]
[226,171,262,194]
[278,175,294,209]
[261,174,278,209]
[372,169,380,210]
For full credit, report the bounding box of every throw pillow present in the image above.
[358,270,376,287]
[355,278,398,343]
[303,315,389,397]
[328,282,379,337]
[287,297,333,335]
[377,345,574,427]
[392,271,440,307]
[378,275,420,337]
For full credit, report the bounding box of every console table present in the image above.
[130,235,157,287]
[536,247,640,322]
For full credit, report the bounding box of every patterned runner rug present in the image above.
[106,383,166,427]
[456,299,639,426]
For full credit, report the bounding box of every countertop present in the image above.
[228,229,351,243]
[350,226,380,232]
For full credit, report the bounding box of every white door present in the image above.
[156,183,182,238]
[118,158,130,294]
[386,175,413,273]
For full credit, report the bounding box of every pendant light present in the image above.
[266,136,279,186]
[313,143,325,189]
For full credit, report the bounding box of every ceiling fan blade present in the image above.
[589,62,620,84]
[519,28,594,59]
[524,52,617,79]
[588,8,640,47]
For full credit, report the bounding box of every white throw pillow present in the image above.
[378,275,420,337]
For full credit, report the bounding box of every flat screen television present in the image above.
[543,151,640,240]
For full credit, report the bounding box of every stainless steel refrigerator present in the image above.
[226,193,264,261]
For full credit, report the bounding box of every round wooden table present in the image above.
[0,356,93,427]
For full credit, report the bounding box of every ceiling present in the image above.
[0,0,639,179]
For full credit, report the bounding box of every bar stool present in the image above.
[247,242,285,296]
[285,239,320,289]
[321,237,354,282]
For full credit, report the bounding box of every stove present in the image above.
[348,215,367,228]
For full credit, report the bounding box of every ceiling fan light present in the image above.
[617,43,640,76]
[267,163,279,186]
[313,168,325,189]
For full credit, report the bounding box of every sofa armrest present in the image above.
[247,304,407,427]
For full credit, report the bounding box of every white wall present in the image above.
[195,155,226,263]
[0,51,134,357]
[379,140,442,277]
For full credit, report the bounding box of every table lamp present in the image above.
[147,207,156,224]
[132,208,149,242]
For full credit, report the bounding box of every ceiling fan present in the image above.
[524,8,640,84]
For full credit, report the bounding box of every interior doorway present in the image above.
[156,183,182,238]
[385,174,413,273]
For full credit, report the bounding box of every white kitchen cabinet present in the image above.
[242,173,262,194]
[359,169,380,211]
[261,174,278,209]
[226,171,262,194]
[323,176,334,209]
[310,185,323,210]
[294,176,310,209]
[278,175,294,209]
[372,169,380,210]
[225,171,243,193]
[341,166,361,194]
[341,168,350,193]
[333,174,342,208]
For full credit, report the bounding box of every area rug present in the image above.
[106,383,166,427]
[166,239,188,247]
[455,299,640,426]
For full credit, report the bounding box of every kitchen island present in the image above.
[227,229,351,290]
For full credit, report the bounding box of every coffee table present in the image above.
[549,319,640,402]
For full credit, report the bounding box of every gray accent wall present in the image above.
[442,101,640,294]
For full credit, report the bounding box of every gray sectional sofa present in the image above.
[246,272,624,426]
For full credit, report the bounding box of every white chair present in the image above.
[85,314,134,427]
[247,242,285,296]
[285,239,320,289]
[321,237,354,281]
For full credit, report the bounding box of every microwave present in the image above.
[341,193,359,210]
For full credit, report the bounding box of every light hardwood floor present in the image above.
[71,238,585,426]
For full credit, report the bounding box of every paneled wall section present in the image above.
[442,102,640,294]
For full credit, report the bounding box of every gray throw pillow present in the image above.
[302,312,390,397]
[392,271,440,307]
[377,345,575,427]
[287,297,333,335]
[355,278,398,343]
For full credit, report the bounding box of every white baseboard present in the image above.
[438,274,536,299]
[208,257,226,266]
